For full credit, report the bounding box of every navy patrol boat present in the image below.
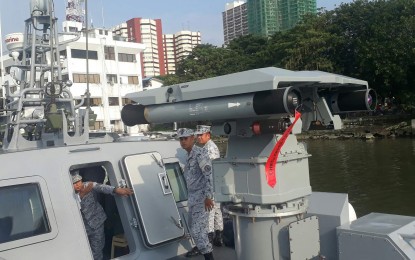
[1,0,415,259]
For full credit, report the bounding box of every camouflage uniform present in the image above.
[76,182,116,260]
[203,139,224,233]
[185,145,214,255]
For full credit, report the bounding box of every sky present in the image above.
[0,0,353,47]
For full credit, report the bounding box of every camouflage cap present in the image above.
[176,128,195,138]
[71,170,82,183]
[195,125,211,135]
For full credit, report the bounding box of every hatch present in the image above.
[122,152,184,247]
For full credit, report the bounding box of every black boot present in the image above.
[185,246,201,257]
[213,230,224,247]
[208,232,214,244]
[203,252,214,260]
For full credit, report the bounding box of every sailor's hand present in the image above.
[115,187,134,197]
[204,198,214,211]
[79,182,93,198]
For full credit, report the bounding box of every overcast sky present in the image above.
[1,0,353,47]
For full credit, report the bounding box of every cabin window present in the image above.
[165,162,188,202]
[0,183,51,244]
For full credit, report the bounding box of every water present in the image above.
[306,138,415,217]
[217,138,415,218]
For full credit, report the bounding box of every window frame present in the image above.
[163,159,188,203]
[0,176,58,251]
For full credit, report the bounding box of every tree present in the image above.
[327,0,415,99]
[175,44,242,82]
[268,13,339,71]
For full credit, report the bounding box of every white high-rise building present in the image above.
[223,1,248,45]
[60,22,146,133]
[163,34,176,75]
[174,31,201,61]
[112,19,201,77]
[112,18,165,78]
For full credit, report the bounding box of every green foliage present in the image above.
[326,0,415,98]
[175,44,242,82]
[163,0,415,109]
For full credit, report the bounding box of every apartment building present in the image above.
[60,21,146,133]
[174,31,201,61]
[163,34,176,75]
[113,19,201,77]
[246,0,316,37]
[112,18,165,78]
[222,1,249,45]
[279,0,317,30]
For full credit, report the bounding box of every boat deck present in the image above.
[172,246,237,260]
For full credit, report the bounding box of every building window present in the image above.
[0,183,51,244]
[104,46,115,60]
[62,74,69,82]
[118,53,135,62]
[106,74,118,84]
[94,121,105,130]
[122,98,136,105]
[72,73,100,84]
[89,98,102,107]
[128,76,138,85]
[108,97,119,106]
[70,49,98,60]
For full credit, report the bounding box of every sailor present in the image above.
[71,170,134,260]
[177,128,215,260]
[195,125,224,247]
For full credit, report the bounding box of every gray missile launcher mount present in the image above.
[122,67,415,260]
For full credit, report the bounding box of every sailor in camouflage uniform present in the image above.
[177,128,215,260]
[71,170,133,260]
[195,125,224,247]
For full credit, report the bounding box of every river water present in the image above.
[218,138,415,218]
[306,138,415,217]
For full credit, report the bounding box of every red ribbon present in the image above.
[265,111,302,188]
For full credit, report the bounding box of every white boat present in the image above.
[1,1,414,260]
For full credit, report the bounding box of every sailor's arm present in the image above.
[113,187,134,197]
[93,182,134,196]
[198,153,214,211]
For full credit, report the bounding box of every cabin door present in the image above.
[122,152,184,247]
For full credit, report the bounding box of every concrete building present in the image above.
[278,0,317,30]
[112,18,165,78]
[162,31,201,74]
[60,21,146,133]
[174,31,201,62]
[113,19,200,77]
[2,19,147,134]
[163,34,176,75]
[247,0,316,37]
[222,1,249,45]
